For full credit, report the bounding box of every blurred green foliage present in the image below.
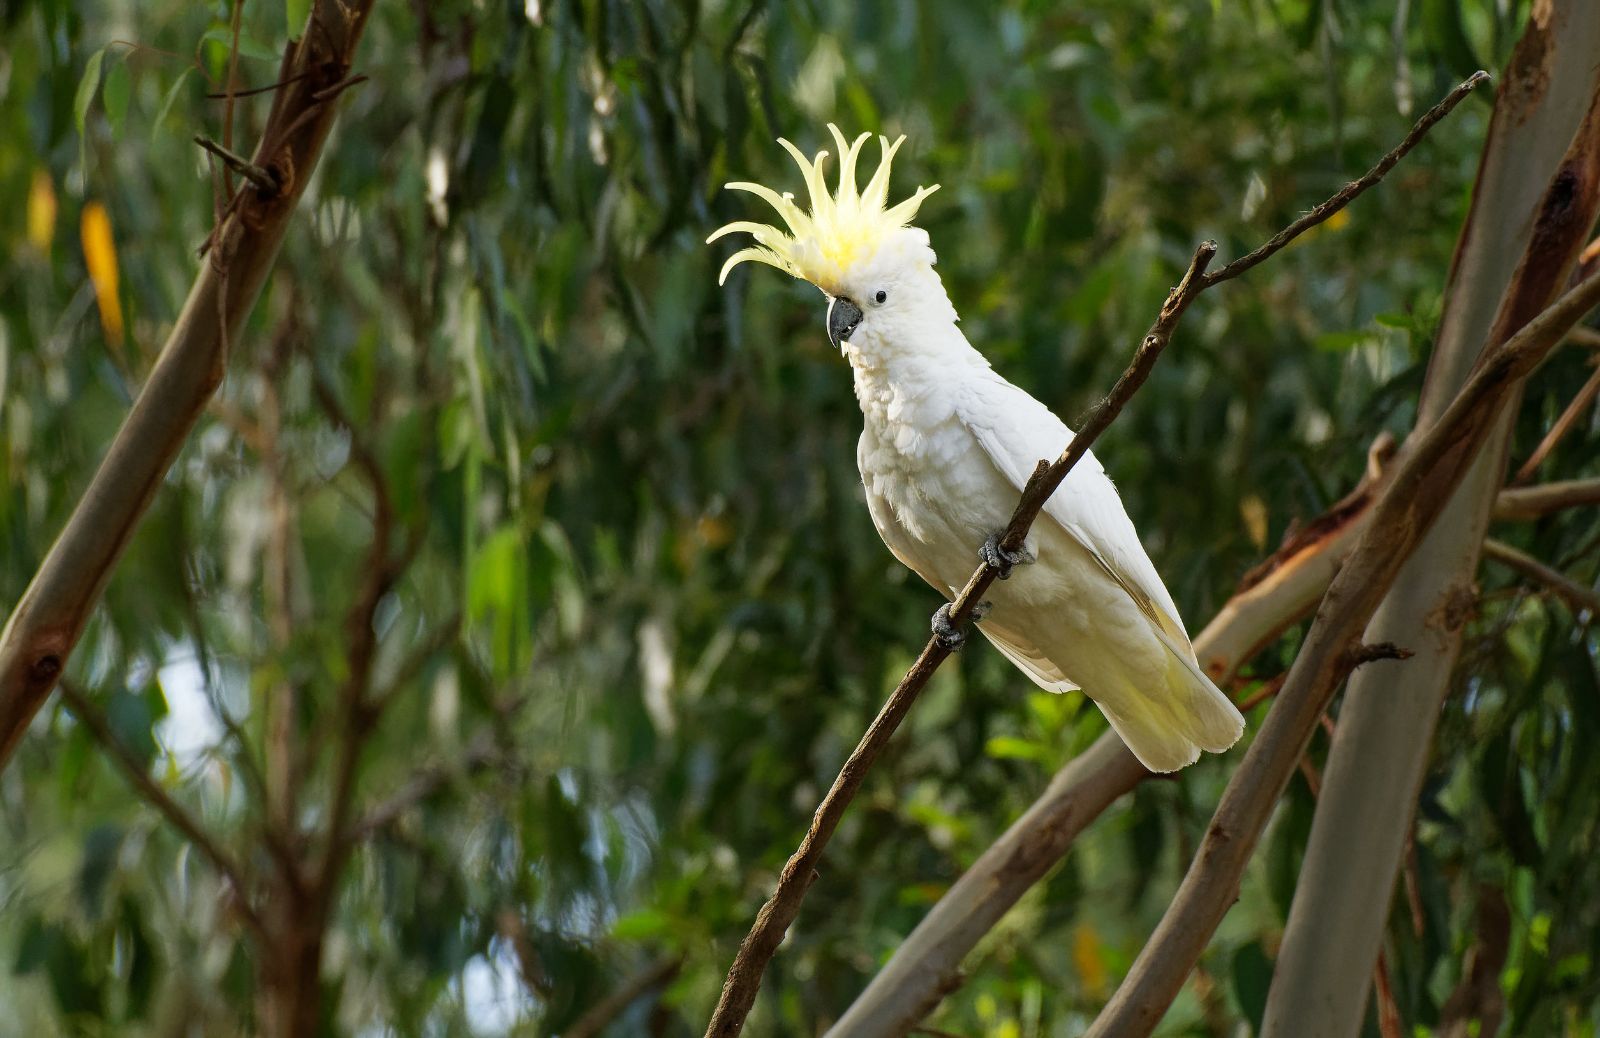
[1,0,1597,1035]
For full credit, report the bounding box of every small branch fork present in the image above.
[701,70,1492,1038]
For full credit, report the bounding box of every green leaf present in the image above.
[984,734,1050,763]
[14,916,58,974]
[106,689,158,769]
[152,67,194,140]
[1232,940,1272,1031]
[102,60,131,136]
[77,824,124,920]
[611,908,671,940]
[75,46,108,168]
[200,26,282,64]
[286,0,311,37]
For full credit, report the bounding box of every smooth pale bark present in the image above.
[1263,5,1600,1035]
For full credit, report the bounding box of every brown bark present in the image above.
[0,0,376,769]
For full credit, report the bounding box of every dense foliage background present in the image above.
[2,0,1597,1034]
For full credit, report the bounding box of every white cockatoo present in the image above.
[708,126,1243,772]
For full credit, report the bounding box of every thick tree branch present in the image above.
[1492,476,1600,520]
[1086,265,1600,1036]
[0,0,376,771]
[705,71,1488,1038]
[57,680,267,942]
[1264,15,1600,1031]
[833,131,1598,1038]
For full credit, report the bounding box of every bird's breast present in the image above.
[858,409,1015,570]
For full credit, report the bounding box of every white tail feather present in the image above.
[1099,627,1245,772]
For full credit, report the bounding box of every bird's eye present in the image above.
[874,289,888,304]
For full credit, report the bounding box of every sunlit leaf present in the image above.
[26,170,56,253]
[80,201,124,348]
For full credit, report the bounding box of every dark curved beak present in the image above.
[827,296,863,349]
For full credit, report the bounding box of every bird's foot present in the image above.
[932,601,991,651]
[979,533,1034,580]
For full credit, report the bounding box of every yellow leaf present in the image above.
[27,169,57,252]
[80,200,124,348]
[1240,494,1269,551]
[1072,922,1109,999]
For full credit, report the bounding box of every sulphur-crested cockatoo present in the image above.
[708,126,1243,772]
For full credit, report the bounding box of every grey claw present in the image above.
[979,533,1033,579]
[971,600,993,622]
[932,603,966,651]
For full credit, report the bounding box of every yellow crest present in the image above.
[707,125,939,296]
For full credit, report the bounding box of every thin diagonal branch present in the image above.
[1197,71,1490,288]
[704,70,1490,1038]
[1482,538,1600,615]
[1511,357,1600,482]
[57,679,267,942]
[566,956,684,1038]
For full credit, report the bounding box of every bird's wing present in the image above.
[956,373,1194,652]
[860,436,1080,692]
[979,621,1082,693]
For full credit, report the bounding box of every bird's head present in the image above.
[708,125,953,351]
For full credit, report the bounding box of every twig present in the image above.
[1482,538,1600,616]
[206,69,315,99]
[704,70,1491,1038]
[1195,71,1491,288]
[1511,357,1600,483]
[1083,263,1600,1037]
[56,679,268,942]
[1234,672,1287,713]
[348,730,503,842]
[566,956,684,1038]
[194,134,281,195]
[1373,949,1405,1038]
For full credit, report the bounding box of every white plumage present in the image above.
[710,127,1244,771]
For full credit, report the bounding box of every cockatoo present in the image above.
[708,126,1243,772]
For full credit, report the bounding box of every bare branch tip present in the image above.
[193,134,281,195]
[1349,641,1414,668]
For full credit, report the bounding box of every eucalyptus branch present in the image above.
[1085,265,1600,1037]
[703,70,1490,1038]
[1511,359,1600,482]
[1492,476,1600,520]
[57,680,267,943]
[1482,538,1600,616]
[0,0,377,772]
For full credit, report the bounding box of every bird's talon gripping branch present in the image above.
[932,603,968,651]
[979,532,1033,580]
